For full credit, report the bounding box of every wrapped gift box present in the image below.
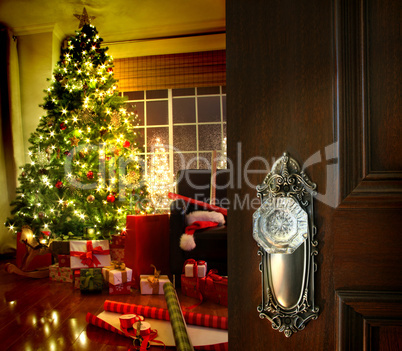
[102,265,133,285]
[110,247,125,262]
[58,254,70,267]
[140,274,170,294]
[73,269,81,289]
[111,234,126,246]
[80,268,103,292]
[125,214,170,289]
[181,275,203,300]
[70,240,111,269]
[200,271,228,306]
[49,263,73,283]
[49,239,70,256]
[108,282,132,295]
[184,260,207,278]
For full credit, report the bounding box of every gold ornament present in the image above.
[74,7,96,29]
[87,195,95,203]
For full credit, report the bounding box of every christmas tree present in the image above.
[5,10,152,243]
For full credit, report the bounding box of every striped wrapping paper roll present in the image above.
[86,312,126,336]
[163,281,194,351]
[103,301,228,330]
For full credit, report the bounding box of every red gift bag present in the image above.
[124,214,170,289]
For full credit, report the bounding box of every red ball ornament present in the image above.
[106,194,115,203]
[123,140,130,148]
[55,180,63,189]
[60,122,67,130]
[86,171,94,179]
[107,67,113,73]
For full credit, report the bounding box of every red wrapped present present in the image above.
[181,275,203,301]
[58,254,70,267]
[200,270,228,306]
[49,263,73,283]
[109,282,132,295]
[110,247,125,262]
[111,234,126,246]
[73,269,81,289]
[125,214,170,289]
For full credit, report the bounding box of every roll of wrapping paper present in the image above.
[103,301,228,330]
[163,281,193,351]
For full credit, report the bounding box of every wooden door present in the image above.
[226,0,402,350]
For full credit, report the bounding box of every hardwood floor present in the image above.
[0,256,227,350]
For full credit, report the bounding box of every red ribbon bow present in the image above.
[183,259,206,278]
[70,241,110,268]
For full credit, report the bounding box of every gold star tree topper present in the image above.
[74,7,96,28]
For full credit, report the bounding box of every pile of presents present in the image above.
[181,259,228,307]
[49,235,136,295]
[14,223,227,306]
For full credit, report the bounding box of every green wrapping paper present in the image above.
[80,268,103,292]
[163,282,194,351]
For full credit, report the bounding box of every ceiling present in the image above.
[0,0,226,43]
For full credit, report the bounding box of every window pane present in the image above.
[173,125,196,151]
[197,86,220,95]
[222,86,226,94]
[147,100,168,125]
[222,96,226,121]
[124,91,144,100]
[146,90,168,99]
[198,96,221,122]
[147,127,169,152]
[198,124,222,151]
[133,127,145,150]
[173,98,196,123]
[172,88,195,97]
[198,152,212,169]
[127,102,144,126]
[174,152,197,174]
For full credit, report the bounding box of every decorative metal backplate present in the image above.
[252,152,319,337]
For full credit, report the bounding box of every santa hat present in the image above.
[180,221,220,251]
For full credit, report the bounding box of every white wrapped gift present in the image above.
[102,265,133,285]
[140,274,170,294]
[184,261,207,278]
[69,240,111,269]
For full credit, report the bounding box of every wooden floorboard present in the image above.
[0,257,227,350]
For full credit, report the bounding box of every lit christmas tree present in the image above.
[147,138,173,212]
[5,9,152,243]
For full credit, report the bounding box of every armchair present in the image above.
[169,169,229,285]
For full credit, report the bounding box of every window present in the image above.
[123,86,226,177]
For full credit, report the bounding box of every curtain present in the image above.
[0,23,24,254]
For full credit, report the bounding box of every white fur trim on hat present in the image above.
[180,233,196,251]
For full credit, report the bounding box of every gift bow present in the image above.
[81,268,103,289]
[183,259,206,278]
[148,264,161,294]
[205,269,223,290]
[71,240,110,267]
[110,260,126,270]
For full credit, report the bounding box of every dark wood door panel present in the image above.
[336,0,402,208]
[336,290,402,351]
[333,208,402,290]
